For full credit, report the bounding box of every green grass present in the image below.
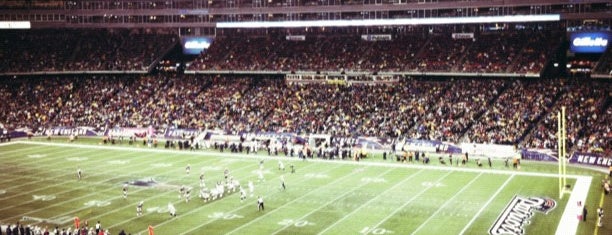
[0,138,610,235]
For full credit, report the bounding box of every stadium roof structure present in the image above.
[0,0,609,29]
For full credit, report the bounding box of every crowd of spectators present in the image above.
[0,74,609,156]
[526,81,610,151]
[465,79,559,145]
[0,29,176,73]
[189,30,560,74]
[413,79,504,143]
[0,28,562,75]
[0,76,73,132]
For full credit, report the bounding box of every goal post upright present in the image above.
[561,106,567,190]
[558,109,563,199]
[558,106,569,199]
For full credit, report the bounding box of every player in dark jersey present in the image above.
[122,184,128,199]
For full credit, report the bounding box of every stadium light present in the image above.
[217,14,560,28]
[0,21,31,29]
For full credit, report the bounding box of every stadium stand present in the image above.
[0,29,177,73]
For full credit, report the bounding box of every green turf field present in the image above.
[0,138,610,235]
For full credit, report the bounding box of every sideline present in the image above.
[11,141,593,235]
[13,141,589,179]
[593,192,605,235]
[555,176,591,235]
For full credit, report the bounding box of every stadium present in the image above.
[0,0,611,234]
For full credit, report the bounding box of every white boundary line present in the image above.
[6,141,595,235]
[12,140,589,179]
[555,176,591,235]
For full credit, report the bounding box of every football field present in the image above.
[0,139,608,235]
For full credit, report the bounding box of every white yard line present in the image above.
[1,152,201,222]
[458,174,514,235]
[177,164,367,235]
[11,141,597,235]
[139,164,337,234]
[0,149,152,204]
[288,170,423,234]
[410,172,484,235]
[0,141,19,147]
[0,149,135,202]
[84,160,256,230]
[355,171,454,235]
[229,167,397,235]
[555,176,591,235]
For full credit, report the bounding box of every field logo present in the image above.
[489,195,557,235]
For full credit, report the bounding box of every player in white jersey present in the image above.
[137,201,144,217]
[258,169,265,182]
[248,181,254,197]
[257,196,264,211]
[199,172,205,187]
[184,187,191,203]
[168,202,176,217]
[179,185,185,199]
[278,160,285,171]
[224,168,230,182]
[239,186,247,202]
[77,167,82,180]
[185,164,191,175]
[122,183,128,199]
[259,160,264,170]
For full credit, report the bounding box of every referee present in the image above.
[257,196,264,211]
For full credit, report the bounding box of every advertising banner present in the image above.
[400,139,462,154]
[164,128,203,140]
[520,148,558,162]
[104,127,150,138]
[569,152,612,168]
[285,35,306,41]
[42,126,100,137]
[570,32,609,53]
[452,33,474,39]
[181,36,214,55]
[360,34,392,41]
